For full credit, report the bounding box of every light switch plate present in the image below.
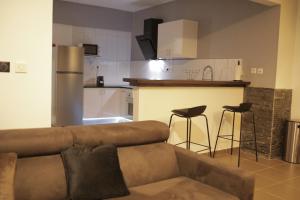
[15,63,27,73]
[257,68,264,75]
[0,61,10,72]
[251,68,257,74]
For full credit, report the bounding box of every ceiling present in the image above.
[61,0,174,12]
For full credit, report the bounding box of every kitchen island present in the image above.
[123,78,250,153]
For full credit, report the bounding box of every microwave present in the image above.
[81,44,98,56]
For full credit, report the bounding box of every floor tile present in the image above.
[240,159,267,172]
[254,174,278,190]
[255,168,298,182]
[262,183,300,200]
[280,177,300,190]
[252,157,285,167]
[254,191,283,200]
[272,163,300,175]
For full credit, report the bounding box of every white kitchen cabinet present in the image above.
[83,88,104,118]
[83,27,97,44]
[84,88,132,118]
[95,29,108,59]
[158,20,198,59]
[105,30,118,61]
[101,88,121,117]
[116,32,132,61]
[72,26,85,46]
[53,24,73,46]
[119,89,132,117]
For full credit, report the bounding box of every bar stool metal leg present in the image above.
[252,112,258,162]
[231,112,236,155]
[238,114,243,167]
[169,114,175,128]
[213,110,226,157]
[186,118,190,150]
[188,118,192,150]
[167,114,175,143]
[203,115,212,157]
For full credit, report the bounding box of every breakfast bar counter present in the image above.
[123,78,250,87]
[123,78,251,153]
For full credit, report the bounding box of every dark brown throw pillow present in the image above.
[61,144,129,200]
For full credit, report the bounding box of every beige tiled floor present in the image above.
[211,149,300,200]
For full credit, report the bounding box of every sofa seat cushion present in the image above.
[118,143,180,187]
[109,176,239,200]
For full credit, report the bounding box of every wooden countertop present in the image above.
[84,85,133,89]
[123,78,251,87]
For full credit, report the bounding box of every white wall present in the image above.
[291,1,300,119]
[275,0,298,89]
[0,0,53,129]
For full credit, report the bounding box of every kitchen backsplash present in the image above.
[130,59,243,81]
[84,58,131,86]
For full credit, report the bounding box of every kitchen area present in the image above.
[52,13,249,153]
[51,0,295,159]
[52,16,244,127]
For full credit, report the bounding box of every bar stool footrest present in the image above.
[218,135,257,143]
[196,148,211,153]
[190,141,210,148]
[175,141,189,146]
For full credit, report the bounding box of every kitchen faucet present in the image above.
[202,65,214,81]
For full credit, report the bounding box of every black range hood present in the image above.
[136,18,163,60]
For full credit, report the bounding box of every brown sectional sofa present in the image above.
[0,121,255,200]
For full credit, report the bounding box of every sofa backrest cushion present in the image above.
[15,154,67,200]
[67,121,169,147]
[0,127,73,157]
[118,143,180,187]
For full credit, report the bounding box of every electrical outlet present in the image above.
[0,61,10,72]
[257,68,264,75]
[251,68,257,74]
[15,63,27,73]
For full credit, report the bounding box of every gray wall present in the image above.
[131,0,280,88]
[53,0,133,32]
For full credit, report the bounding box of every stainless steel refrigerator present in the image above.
[52,46,84,127]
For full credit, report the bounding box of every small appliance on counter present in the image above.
[234,60,243,81]
[96,65,104,87]
[97,76,104,87]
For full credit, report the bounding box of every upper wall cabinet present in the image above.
[249,0,281,6]
[53,24,73,46]
[157,20,198,59]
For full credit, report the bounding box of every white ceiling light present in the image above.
[61,0,174,12]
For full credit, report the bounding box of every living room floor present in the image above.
[208,150,300,200]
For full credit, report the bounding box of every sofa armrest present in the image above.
[174,146,254,200]
[0,153,17,200]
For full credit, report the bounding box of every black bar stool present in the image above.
[213,103,258,167]
[169,106,212,157]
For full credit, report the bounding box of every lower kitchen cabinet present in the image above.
[83,88,132,118]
